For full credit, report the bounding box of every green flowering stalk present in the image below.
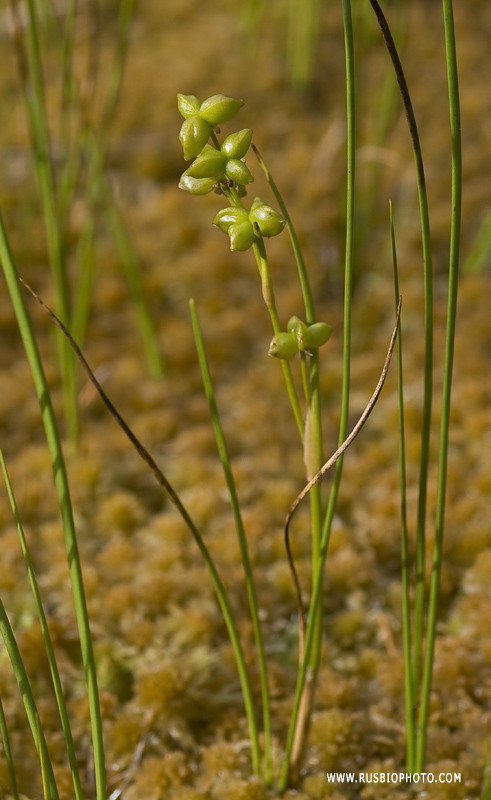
[177,92,336,790]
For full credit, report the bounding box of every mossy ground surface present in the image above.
[0,1,491,798]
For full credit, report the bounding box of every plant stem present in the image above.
[251,238,305,438]
[415,0,461,771]
[0,212,107,800]
[368,0,434,711]
[19,0,79,442]
[389,202,415,771]
[0,451,84,800]
[279,0,355,788]
[0,691,20,800]
[0,602,59,798]
[252,143,325,706]
[190,300,272,786]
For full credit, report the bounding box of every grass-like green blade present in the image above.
[190,299,272,786]
[389,202,414,771]
[368,0,434,711]
[415,0,462,771]
[0,450,84,800]
[0,602,58,798]
[0,210,107,800]
[0,692,20,800]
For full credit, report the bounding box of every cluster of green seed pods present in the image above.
[269,316,333,359]
[177,93,285,251]
[178,93,333,360]
[213,197,286,251]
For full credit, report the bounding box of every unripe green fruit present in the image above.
[225,159,254,186]
[221,129,253,159]
[308,321,333,348]
[268,332,299,359]
[179,115,212,161]
[179,172,216,195]
[199,94,244,125]
[249,199,285,238]
[177,93,201,119]
[229,220,256,251]
[186,148,227,179]
[287,316,311,351]
[213,207,249,232]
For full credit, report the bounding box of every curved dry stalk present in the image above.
[285,297,402,659]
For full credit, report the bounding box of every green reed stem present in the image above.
[190,299,272,786]
[0,693,20,800]
[19,0,79,442]
[100,0,136,132]
[389,202,414,771]
[279,1,355,790]
[320,0,355,579]
[0,451,84,800]
[252,145,325,679]
[0,601,59,798]
[415,0,461,771]
[0,211,107,800]
[368,0,434,713]
[251,237,305,438]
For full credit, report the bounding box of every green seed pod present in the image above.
[179,115,212,160]
[249,199,285,238]
[221,128,253,159]
[186,148,227,179]
[225,158,254,186]
[228,220,256,251]
[287,315,311,351]
[199,94,244,126]
[212,207,249,232]
[179,171,216,195]
[268,332,299,359]
[177,93,201,119]
[308,321,333,348]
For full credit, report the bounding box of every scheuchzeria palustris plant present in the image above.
[178,91,344,790]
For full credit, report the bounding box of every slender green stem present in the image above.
[319,0,355,579]
[279,1,355,790]
[252,238,305,438]
[190,300,272,786]
[252,142,325,693]
[0,693,20,800]
[389,202,414,772]
[0,211,107,800]
[100,0,136,132]
[21,0,79,442]
[252,145,315,323]
[300,352,310,404]
[0,451,84,800]
[0,601,59,799]
[415,0,461,771]
[368,0,434,708]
